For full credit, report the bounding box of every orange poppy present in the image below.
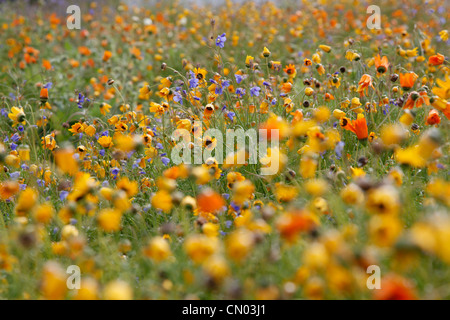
[78,46,91,56]
[403,91,429,109]
[356,74,375,97]
[197,190,225,213]
[102,51,112,62]
[374,54,389,74]
[42,59,52,70]
[425,109,441,126]
[40,88,48,101]
[374,275,417,300]
[428,53,445,66]
[340,113,368,140]
[399,72,418,90]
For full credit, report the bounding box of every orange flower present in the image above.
[276,210,318,243]
[356,74,375,97]
[0,181,20,200]
[40,88,48,101]
[102,50,112,62]
[42,59,52,70]
[425,109,441,126]
[403,91,429,109]
[130,47,142,60]
[197,189,225,213]
[428,53,445,66]
[374,275,417,300]
[399,72,418,90]
[78,46,91,56]
[374,54,389,74]
[340,113,368,140]
[283,64,296,77]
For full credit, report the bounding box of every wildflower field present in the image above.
[0,0,449,300]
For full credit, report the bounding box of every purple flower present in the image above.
[11,133,20,142]
[161,157,170,166]
[250,86,261,97]
[236,88,246,97]
[60,191,69,201]
[189,71,199,88]
[226,111,236,122]
[235,74,243,84]
[10,171,20,180]
[215,33,226,48]
[335,141,345,160]
[173,91,183,104]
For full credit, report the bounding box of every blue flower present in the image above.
[11,133,20,142]
[161,157,170,166]
[250,86,261,97]
[215,33,226,48]
[335,141,345,160]
[226,111,236,122]
[60,191,69,201]
[236,88,246,97]
[235,74,243,84]
[173,91,183,105]
[10,171,20,180]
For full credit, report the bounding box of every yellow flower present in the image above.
[332,109,346,119]
[225,229,254,263]
[98,135,113,148]
[42,133,58,150]
[54,147,79,176]
[14,187,38,215]
[262,47,271,57]
[143,237,172,263]
[74,278,99,300]
[340,183,364,205]
[116,177,138,197]
[184,234,218,264]
[84,125,96,137]
[245,55,254,67]
[40,262,67,300]
[432,75,450,100]
[34,202,54,224]
[369,215,402,247]
[319,44,331,53]
[203,255,230,282]
[274,183,298,202]
[103,280,133,300]
[100,102,112,115]
[97,208,122,232]
[8,107,25,126]
[366,185,400,215]
[151,190,173,213]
